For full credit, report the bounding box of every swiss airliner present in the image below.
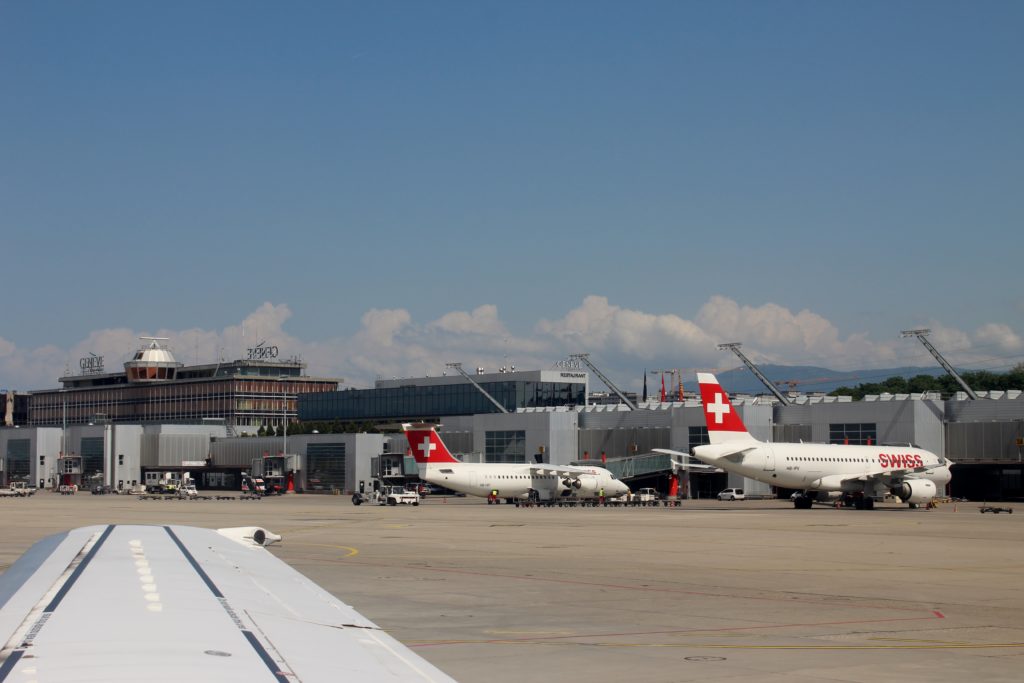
[403,424,630,503]
[658,373,953,509]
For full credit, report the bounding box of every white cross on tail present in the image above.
[418,436,436,460]
[706,392,731,424]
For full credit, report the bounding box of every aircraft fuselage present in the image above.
[422,463,627,500]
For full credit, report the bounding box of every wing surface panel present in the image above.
[0,525,457,682]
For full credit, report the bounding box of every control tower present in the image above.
[123,337,183,382]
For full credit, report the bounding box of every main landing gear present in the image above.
[792,492,875,510]
[853,496,875,510]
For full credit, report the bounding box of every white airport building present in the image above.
[3,367,1023,500]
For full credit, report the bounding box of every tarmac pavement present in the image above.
[1,492,1021,682]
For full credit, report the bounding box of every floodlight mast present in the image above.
[900,329,979,400]
[445,363,509,413]
[569,353,637,410]
[717,342,791,405]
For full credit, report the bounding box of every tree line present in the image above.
[829,363,1024,400]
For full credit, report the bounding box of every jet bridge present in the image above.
[583,451,674,480]
[573,451,725,499]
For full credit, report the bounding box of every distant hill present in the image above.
[711,365,946,395]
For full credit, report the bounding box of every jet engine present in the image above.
[562,477,582,489]
[892,479,937,504]
[573,474,599,496]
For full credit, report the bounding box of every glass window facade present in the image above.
[485,430,526,464]
[300,380,586,422]
[688,426,709,451]
[5,439,30,480]
[28,378,335,430]
[80,437,105,480]
[829,423,877,445]
[306,442,346,491]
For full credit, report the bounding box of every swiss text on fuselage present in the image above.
[878,453,924,468]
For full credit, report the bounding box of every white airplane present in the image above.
[0,525,457,682]
[658,373,953,510]
[403,424,630,503]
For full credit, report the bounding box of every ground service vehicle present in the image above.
[380,485,420,506]
[352,485,421,506]
[635,487,660,504]
[0,482,37,497]
[718,488,745,501]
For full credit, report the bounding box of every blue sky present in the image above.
[2,1,1022,390]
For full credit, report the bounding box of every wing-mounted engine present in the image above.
[558,474,599,496]
[573,474,599,496]
[891,479,937,504]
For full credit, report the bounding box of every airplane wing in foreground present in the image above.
[0,525,456,682]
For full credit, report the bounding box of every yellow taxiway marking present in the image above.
[287,542,359,557]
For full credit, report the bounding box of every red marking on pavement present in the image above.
[933,610,945,618]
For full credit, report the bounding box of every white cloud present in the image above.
[692,296,905,369]
[1,297,1020,393]
[353,308,411,348]
[974,323,1023,353]
[535,295,714,361]
[429,305,506,336]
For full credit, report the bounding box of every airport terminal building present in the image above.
[300,369,589,422]
[27,338,339,433]
[2,360,1022,500]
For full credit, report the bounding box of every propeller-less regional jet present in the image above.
[0,525,457,682]
[656,373,953,509]
[403,424,629,503]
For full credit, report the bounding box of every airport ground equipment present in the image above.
[352,485,420,506]
[901,328,979,400]
[379,484,420,506]
[0,482,36,497]
[980,505,1013,514]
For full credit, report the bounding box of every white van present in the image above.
[717,488,745,501]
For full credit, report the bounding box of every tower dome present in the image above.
[124,337,183,382]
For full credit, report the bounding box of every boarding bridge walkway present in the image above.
[571,452,674,482]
